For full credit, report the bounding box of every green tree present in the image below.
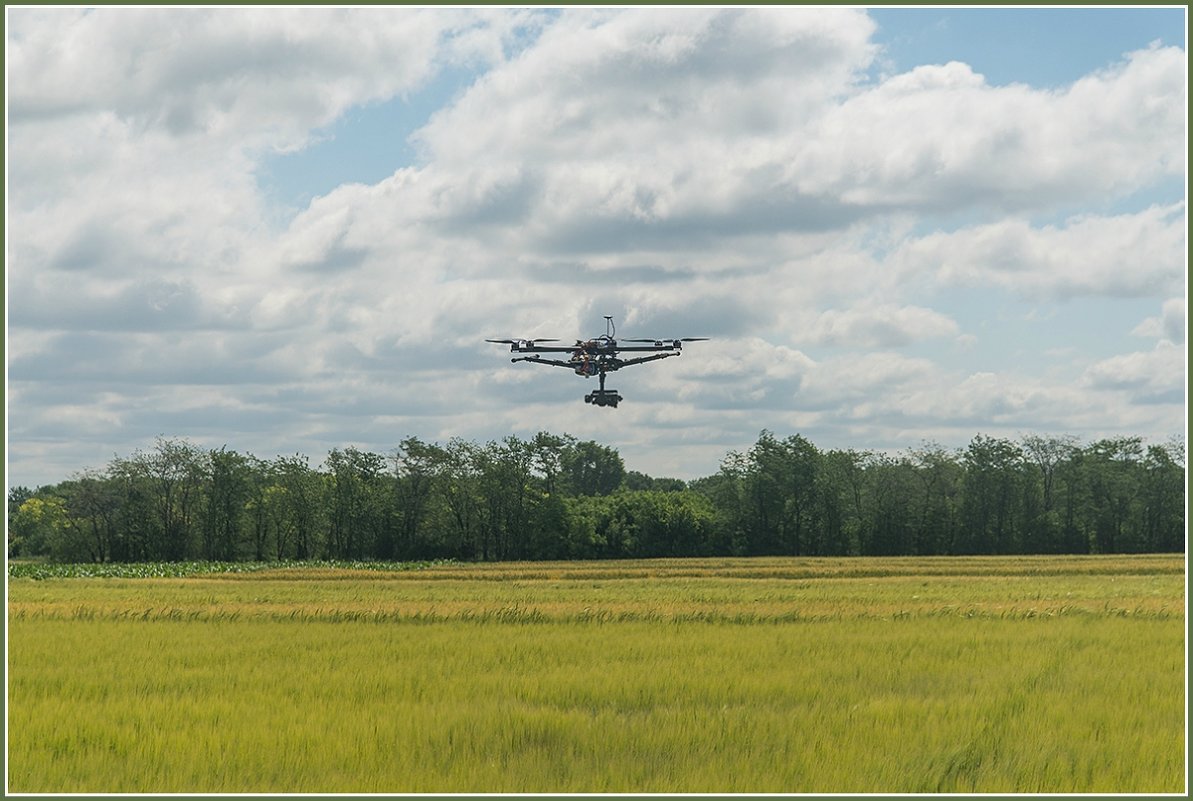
[906,443,962,555]
[740,431,785,554]
[561,440,625,497]
[10,495,66,559]
[1021,434,1079,513]
[559,495,604,558]
[860,453,916,556]
[102,439,203,561]
[476,437,535,560]
[108,455,157,561]
[736,431,821,555]
[624,471,686,492]
[59,471,122,563]
[273,454,324,559]
[325,447,388,559]
[779,434,820,555]
[960,435,1025,554]
[391,437,443,559]
[690,451,751,555]
[203,448,253,561]
[1139,439,1185,552]
[528,432,572,497]
[814,449,868,556]
[115,437,206,560]
[1082,437,1145,553]
[1017,434,1080,553]
[7,486,36,556]
[434,438,484,560]
[7,428,1182,563]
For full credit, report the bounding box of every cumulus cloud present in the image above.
[791,44,1186,211]
[416,8,878,162]
[6,8,541,327]
[1083,342,1186,404]
[807,303,960,348]
[403,8,881,250]
[892,203,1185,299]
[5,7,1186,486]
[6,8,526,142]
[1132,298,1186,344]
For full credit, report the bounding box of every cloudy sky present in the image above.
[5,7,1187,488]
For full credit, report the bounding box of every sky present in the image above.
[5,6,1187,488]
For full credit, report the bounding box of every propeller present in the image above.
[623,337,710,344]
[486,338,560,344]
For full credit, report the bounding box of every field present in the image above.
[7,555,1186,793]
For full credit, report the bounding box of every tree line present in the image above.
[7,430,1185,564]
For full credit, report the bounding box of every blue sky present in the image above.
[261,8,1187,209]
[872,7,1185,87]
[257,65,480,209]
[6,7,1187,487]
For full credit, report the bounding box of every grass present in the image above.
[6,555,1186,793]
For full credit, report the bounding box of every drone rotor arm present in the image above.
[511,356,575,369]
[610,351,680,370]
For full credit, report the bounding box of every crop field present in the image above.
[7,555,1186,793]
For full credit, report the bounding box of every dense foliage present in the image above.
[7,430,1185,563]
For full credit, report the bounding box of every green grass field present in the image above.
[7,555,1186,793]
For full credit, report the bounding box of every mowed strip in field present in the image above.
[7,555,1186,793]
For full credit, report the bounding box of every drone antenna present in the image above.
[604,315,615,339]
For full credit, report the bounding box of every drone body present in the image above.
[487,316,708,408]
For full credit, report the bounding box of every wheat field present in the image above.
[7,555,1186,793]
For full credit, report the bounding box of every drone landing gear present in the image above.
[584,372,623,408]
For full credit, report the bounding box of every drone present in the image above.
[487,316,708,408]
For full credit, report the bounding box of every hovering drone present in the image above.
[487,316,707,408]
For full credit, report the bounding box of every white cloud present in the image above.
[6,8,532,302]
[892,203,1185,299]
[5,8,1186,486]
[807,303,959,348]
[1132,298,1186,344]
[791,44,1186,210]
[1082,341,1186,403]
[404,7,881,250]
[416,8,878,163]
[6,8,504,144]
